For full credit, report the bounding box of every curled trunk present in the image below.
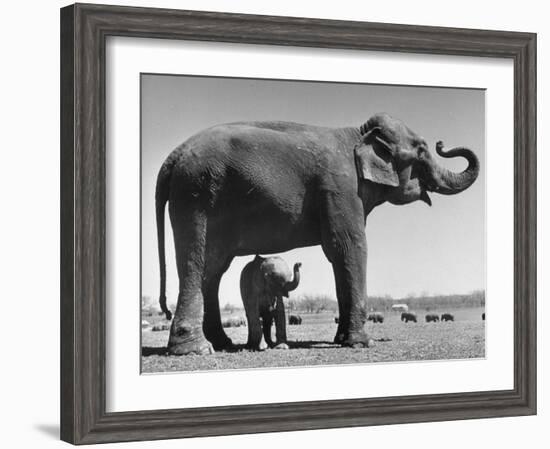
[284,263,302,295]
[428,143,480,195]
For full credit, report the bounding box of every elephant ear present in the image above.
[354,127,399,187]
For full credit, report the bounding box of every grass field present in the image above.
[141,307,485,373]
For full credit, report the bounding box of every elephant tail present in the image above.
[156,157,175,321]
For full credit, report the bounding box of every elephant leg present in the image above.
[325,238,372,348]
[167,208,213,355]
[332,267,350,344]
[202,254,234,350]
[334,290,346,343]
[261,310,274,348]
[273,296,289,349]
[245,299,265,351]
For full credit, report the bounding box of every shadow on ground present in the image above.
[141,337,396,356]
[141,339,344,356]
[142,346,168,356]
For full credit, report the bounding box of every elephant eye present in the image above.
[411,137,426,149]
[416,144,428,156]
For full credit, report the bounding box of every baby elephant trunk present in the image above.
[283,262,302,297]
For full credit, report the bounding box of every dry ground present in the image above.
[141,307,485,373]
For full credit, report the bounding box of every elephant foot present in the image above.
[168,326,214,355]
[333,332,347,345]
[204,322,233,351]
[342,332,374,349]
[211,337,233,351]
[168,339,214,355]
[246,340,268,352]
[273,342,289,350]
[207,333,233,351]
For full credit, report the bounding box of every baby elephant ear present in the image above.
[354,132,399,187]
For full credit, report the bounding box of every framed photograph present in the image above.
[60,3,536,444]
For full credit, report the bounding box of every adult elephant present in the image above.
[240,255,301,350]
[156,113,479,355]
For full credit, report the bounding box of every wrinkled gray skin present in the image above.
[240,255,301,350]
[156,112,479,355]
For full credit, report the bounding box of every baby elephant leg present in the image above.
[245,302,266,351]
[261,311,275,348]
[273,296,289,350]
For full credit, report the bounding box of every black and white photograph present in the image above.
[140,74,486,373]
[1,0,542,446]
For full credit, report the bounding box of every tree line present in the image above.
[288,290,485,313]
[368,290,485,312]
[143,290,485,315]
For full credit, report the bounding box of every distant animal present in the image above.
[392,304,409,313]
[221,317,247,328]
[401,312,417,323]
[441,313,455,322]
[289,315,302,325]
[482,312,485,320]
[334,317,339,324]
[241,255,301,350]
[367,312,384,323]
[425,313,439,322]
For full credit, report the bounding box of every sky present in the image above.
[141,74,485,306]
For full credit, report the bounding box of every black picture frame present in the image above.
[60,3,536,444]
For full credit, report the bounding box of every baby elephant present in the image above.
[240,255,301,350]
[425,313,440,322]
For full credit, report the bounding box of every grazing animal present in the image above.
[401,312,417,323]
[425,313,440,322]
[221,317,247,328]
[156,113,479,354]
[240,255,301,350]
[367,312,384,323]
[441,313,455,322]
[289,315,303,325]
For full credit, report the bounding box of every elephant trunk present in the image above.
[427,142,480,195]
[284,262,302,296]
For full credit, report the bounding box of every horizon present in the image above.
[141,289,486,308]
